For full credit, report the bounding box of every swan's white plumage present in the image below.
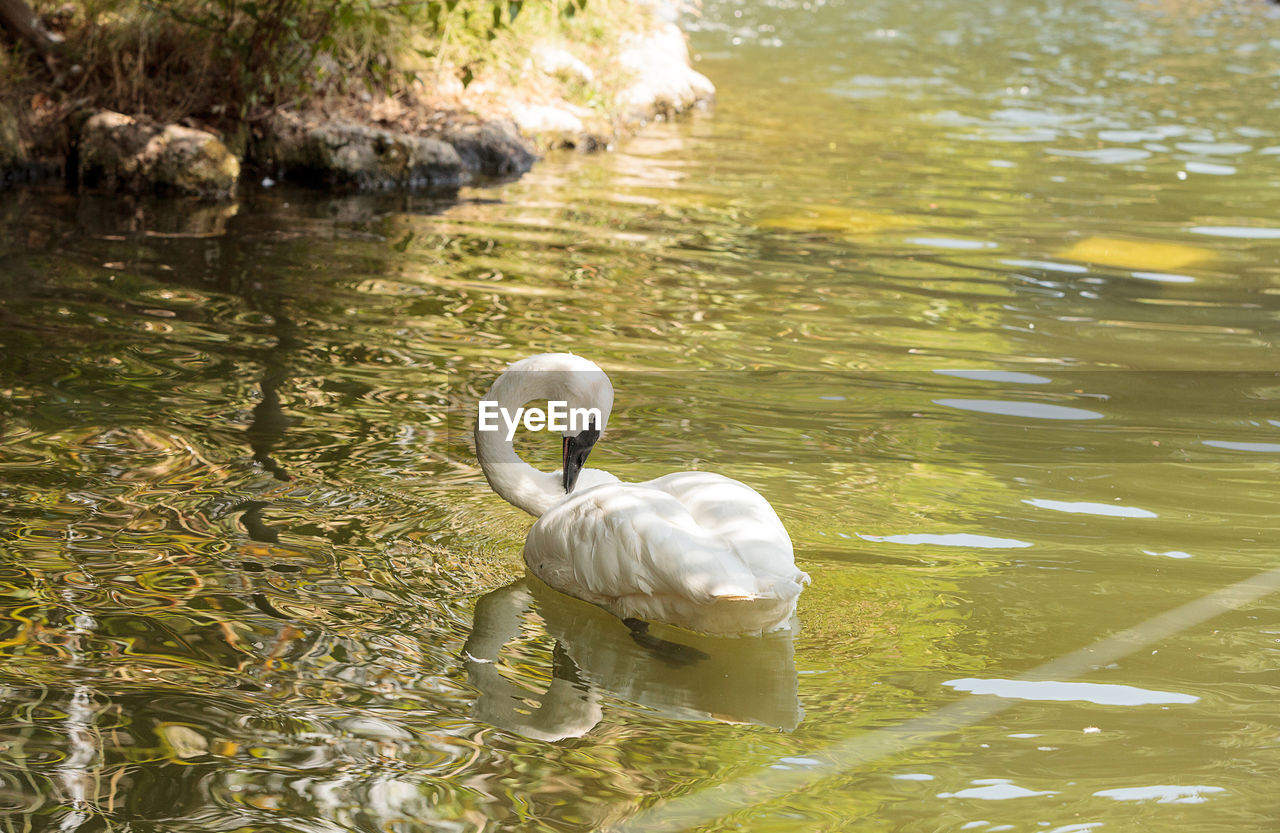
[476,353,809,635]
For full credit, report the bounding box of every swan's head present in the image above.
[560,415,601,494]
[477,353,616,512]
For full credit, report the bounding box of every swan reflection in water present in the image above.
[464,577,803,741]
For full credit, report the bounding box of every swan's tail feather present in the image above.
[612,590,798,635]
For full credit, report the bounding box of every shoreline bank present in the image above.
[0,1,713,198]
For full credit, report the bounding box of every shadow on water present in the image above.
[243,302,297,483]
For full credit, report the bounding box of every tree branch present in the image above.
[0,0,65,58]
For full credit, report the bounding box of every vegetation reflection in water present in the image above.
[3,0,1280,829]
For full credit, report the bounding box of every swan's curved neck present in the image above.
[475,418,564,517]
[475,357,613,517]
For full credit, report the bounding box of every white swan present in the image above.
[474,353,809,635]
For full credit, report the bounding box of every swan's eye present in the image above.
[561,417,601,494]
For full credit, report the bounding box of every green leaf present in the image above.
[460,66,475,88]
[508,0,523,23]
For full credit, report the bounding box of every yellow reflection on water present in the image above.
[1057,236,1213,271]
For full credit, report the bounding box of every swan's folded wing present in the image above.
[525,485,761,604]
[645,472,806,591]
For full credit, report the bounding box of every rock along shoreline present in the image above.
[0,8,713,199]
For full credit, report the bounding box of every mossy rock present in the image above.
[258,112,537,189]
[441,120,537,178]
[78,111,239,198]
[259,114,472,189]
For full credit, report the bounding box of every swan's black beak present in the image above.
[561,418,601,494]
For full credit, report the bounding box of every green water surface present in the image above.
[3,0,1280,830]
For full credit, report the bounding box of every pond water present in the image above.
[3,0,1280,829]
